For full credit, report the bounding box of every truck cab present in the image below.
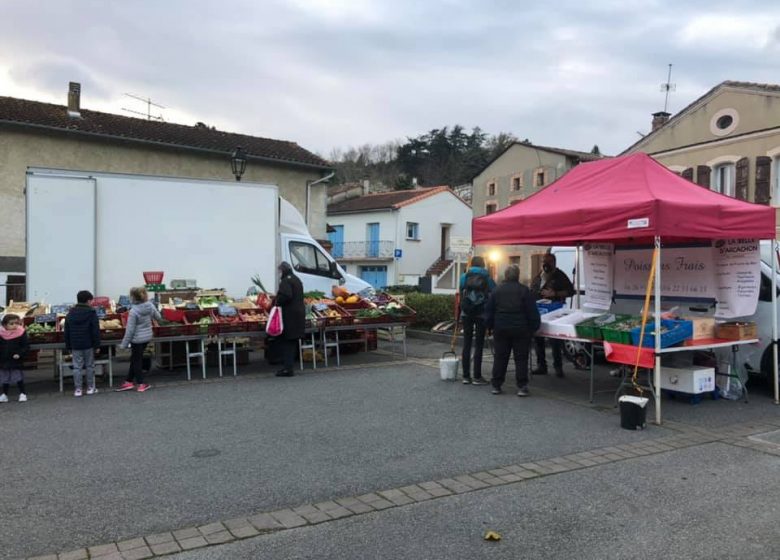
[278,198,371,295]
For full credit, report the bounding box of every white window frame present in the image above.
[406,222,420,240]
[712,163,736,197]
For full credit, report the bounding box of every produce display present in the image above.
[27,323,55,334]
[18,282,415,346]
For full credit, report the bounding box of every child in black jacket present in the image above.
[0,314,30,402]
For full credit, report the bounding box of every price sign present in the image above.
[450,236,471,255]
[35,313,57,323]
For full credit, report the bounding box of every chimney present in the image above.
[651,111,670,132]
[362,179,370,196]
[67,81,82,118]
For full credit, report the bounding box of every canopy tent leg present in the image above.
[654,236,662,425]
[773,239,779,405]
[576,244,582,309]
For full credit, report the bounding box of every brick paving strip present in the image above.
[27,416,780,560]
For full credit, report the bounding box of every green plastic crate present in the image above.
[601,317,642,345]
[575,314,632,341]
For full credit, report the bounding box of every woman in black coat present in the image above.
[275,261,305,377]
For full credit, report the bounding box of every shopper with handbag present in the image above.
[274,261,305,377]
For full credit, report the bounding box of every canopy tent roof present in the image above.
[472,153,776,246]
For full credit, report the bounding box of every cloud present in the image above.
[0,0,779,158]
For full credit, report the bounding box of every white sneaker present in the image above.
[18,393,27,402]
[87,387,98,395]
[0,394,8,403]
[74,388,83,398]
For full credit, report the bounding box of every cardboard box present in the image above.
[660,366,715,394]
[715,322,758,340]
[682,316,716,340]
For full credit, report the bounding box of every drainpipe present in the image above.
[306,171,335,227]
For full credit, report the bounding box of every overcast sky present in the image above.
[1,0,779,158]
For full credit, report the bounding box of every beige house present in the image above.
[622,81,780,235]
[0,82,332,300]
[471,142,602,282]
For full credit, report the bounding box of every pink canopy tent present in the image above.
[472,152,775,246]
[472,152,778,423]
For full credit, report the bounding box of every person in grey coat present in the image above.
[117,286,161,392]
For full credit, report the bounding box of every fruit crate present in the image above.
[631,319,693,348]
[601,318,642,345]
[575,314,634,341]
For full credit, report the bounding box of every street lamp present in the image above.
[231,146,247,181]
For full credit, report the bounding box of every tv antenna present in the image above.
[122,93,165,121]
[659,63,676,113]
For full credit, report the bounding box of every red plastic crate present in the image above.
[99,313,126,340]
[143,271,164,284]
[153,319,197,338]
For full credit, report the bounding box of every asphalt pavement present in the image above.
[4,356,671,559]
[4,336,780,559]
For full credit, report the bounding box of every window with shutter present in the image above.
[735,157,749,200]
[681,168,694,182]
[696,165,711,188]
[755,156,772,205]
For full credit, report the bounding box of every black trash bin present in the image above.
[619,395,649,430]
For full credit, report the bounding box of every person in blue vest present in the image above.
[459,256,496,385]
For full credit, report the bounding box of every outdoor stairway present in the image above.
[425,257,453,277]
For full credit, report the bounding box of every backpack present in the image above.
[461,271,489,317]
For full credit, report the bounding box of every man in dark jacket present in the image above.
[64,290,101,396]
[459,256,496,385]
[531,252,574,377]
[485,265,540,396]
[275,262,305,377]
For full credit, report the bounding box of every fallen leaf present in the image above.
[484,530,502,541]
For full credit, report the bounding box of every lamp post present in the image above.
[231,146,247,181]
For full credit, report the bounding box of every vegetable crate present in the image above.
[630,319,693,348]
[153,320,198,338]
[575,314,634,341]
[27,328,62,344]
[211,315,250,335]
[99,314,126,340]
[318,303,353,327]
[240,311,267,332]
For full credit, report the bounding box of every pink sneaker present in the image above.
[136,383,151,393]
[116,381,135,392]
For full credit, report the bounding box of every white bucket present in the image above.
[439,352,460,381]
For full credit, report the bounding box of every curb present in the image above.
[27,417,780,560]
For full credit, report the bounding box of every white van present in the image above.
[550,244,779,383]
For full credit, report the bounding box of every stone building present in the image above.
[622,80,780,236]
[470,142,602,282]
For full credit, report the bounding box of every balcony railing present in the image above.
[331,240,394,260]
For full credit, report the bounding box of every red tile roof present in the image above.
[327,186,461,214]
[0,95,331,170]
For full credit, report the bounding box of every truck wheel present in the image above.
[759,345,779,386]
[563,341,591,370]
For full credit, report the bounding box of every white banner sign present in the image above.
[613,240,761,319]
[615,244,715,300]
[713,239,760,318]
[583,243,614,310]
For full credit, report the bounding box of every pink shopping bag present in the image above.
[266,306,284,337]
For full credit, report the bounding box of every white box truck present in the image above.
[25,168,370,303]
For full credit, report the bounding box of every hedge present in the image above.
[402,293,457,327]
